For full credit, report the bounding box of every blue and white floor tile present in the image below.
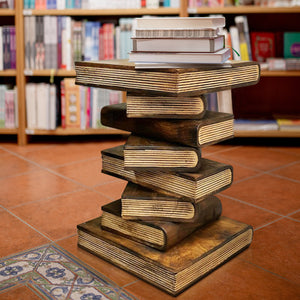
[0,244,137,300]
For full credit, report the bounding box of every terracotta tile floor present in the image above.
[0,136,299,299]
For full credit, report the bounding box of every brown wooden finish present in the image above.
[121,182,222,223]
[77,216,253,296]
[101,145,233,201]
[101,199,217,251]
[101,103,234,147]
[126,94,207,119]
[124,134,202,172]
[75,59,260,96]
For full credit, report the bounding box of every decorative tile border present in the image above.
[0,244,137,300]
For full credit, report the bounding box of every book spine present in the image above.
[60,80,66,129]
[0,27,3,71]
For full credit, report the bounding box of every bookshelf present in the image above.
[1,1,300,145]
[187,1,300,138]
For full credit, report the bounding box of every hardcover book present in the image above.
[100,198,221,250]
[131,36,225,53]
[129,48,231,64]
[101,103,234,148]
[101,145,233,202]
[250,32,275,63]
[132,28,221,39]
[134,17,226,29]
[121,182,222,223]
[126,94,207,119]
[77,216,253,296]
[124,134,202,172]
[75,59,260,96]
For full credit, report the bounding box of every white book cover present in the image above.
[25,83,37,129]
[36,83,49,130]
[229,26,241,61]
[135,17,225,29]
[56,0,65,9]
[129,47,231,64]
[217,89,233,114]
[91,88,98,128]
[132,36,225,53]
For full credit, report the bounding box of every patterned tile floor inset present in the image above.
[0,244,137,300]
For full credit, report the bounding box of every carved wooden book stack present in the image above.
[76,58,260,296]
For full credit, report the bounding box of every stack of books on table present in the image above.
[129,16,231,68]
[75,17,261,296]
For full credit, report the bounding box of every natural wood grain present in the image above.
[101,103,234,147]
[101,199,218,251]
[75,60,260,96]
[101,145,233,202]
[121,182,222,223]
[77,216,253,296]
[124,135,202,172]
[126,94,207,119]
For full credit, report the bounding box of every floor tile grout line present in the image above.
[285,216,300,223]
[285,208,300,217]
[269,146,300,157]
[121,280,140,289]
[1,207,54,242]
[54,234,77,243]
[0,146,124,201]
[264,171,300,184]
[48,155,101,168]
[219,193,285,217]
[254,216,285,231]
[239,257,299,285]
[264,158,300,173]
[8,188,85,209]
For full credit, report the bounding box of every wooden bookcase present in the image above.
[186,3,300,138]
[1,0,300,145]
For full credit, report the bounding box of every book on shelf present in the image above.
[251,32,276,63]
[101,198,221,251]
[234,16,252,61]
[101,103,234,148]
[126,94,207,119]
[217,89,233,114]
[0,85,16,128]
[75,59,260,96]
[229,26,240,61]
[284,32,300,59]
[134,17,226,29]
[77,216,253,296]
[132,28,221,39]
[233,119,279,131]
[102,145,233,202]
[276,118,300,131]
[123,134,203,172]
[129,48,231,64]
[131,36,225,53]
[121,182,222,223]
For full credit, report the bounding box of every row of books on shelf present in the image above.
[188,0,300,7]
[25,79,122,130]
[0,26,16,71]
[234,118,300,131]
[0,0,14,8]
[24,16,133,70]
[0,85,18,129]
[23,0,180,9]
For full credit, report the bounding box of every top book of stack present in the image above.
[130,17,231,66]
